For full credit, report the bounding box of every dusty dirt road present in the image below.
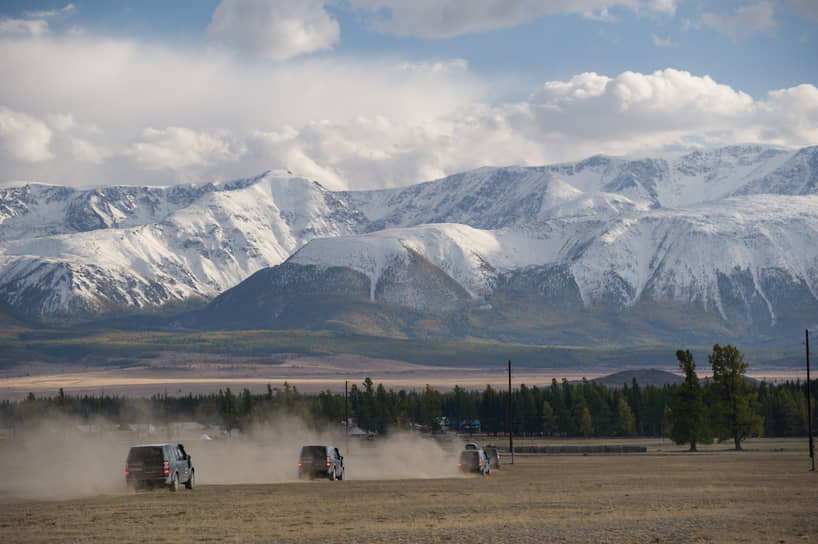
[1,452,816,543]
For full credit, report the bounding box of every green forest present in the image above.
[2,346,814,449]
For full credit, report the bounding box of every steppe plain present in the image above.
[1,438,815,544]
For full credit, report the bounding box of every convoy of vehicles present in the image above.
[123,439,501,492]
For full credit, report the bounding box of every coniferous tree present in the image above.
[420,384,442,430]
[579,406,594,437]
[541,400,556,435]
[669,349,710,451]
[709,344,764,450]
[615,393,636,436]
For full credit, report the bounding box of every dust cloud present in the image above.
[0,417,130,500]
[193,416,464,484]
[0,415,469,500]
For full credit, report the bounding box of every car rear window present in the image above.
[127,446,164,464]
[460,451,478,463]
[300,446,326,458]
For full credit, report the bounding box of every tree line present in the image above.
[1,345,814,450]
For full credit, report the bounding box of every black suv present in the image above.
[126,443,195,492]
[458,448,491,476]
[298,445,345,480]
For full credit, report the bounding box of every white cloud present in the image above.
[583,8,619,22]
[651,33,677,47]
[347,0,677,38]
[24,3,76,19]
[225,70,818,189]
[48,112,76,132]
[0,32,816,191]
[71,138,110,164]
[512,69,817,158]
[0,2,74,37]
[126,127,247,170]
[0,18,49,36]
[207,0,340,61]
[0,107,53,162]
[754,84,818,144]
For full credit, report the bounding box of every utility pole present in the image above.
[508,359,514,465]
[345,380,349,455]
[804,329,815,472]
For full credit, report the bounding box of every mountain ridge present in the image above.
[2,144,817,347]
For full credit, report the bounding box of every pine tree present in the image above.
[541,400,556,435]
[709,344,764,450]
[669,349,710,451]
[420,385,442,430]
[579,406,594,437]
[615,394,636,436]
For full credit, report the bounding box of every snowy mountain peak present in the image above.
[1,144,817,348]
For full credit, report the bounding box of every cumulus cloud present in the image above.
[347,0,677,38]
[0,31,816,190]
[207,0,340,61]
[0,107,53,162]
[126,127,246,170]
[71,138,110,164]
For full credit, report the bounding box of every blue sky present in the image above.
[0,1,816,189]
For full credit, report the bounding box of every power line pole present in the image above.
[345,380,350,455]
[508,359,514,465]
[804,329,815,472]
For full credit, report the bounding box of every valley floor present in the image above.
[0,352,805,400]
[1,449,815,543]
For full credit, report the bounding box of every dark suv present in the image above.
[298,445,345,481]
[126,443,195,492]
[458,448,491,476]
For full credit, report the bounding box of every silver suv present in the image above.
[126,443,195,492]
[298,445,345,480]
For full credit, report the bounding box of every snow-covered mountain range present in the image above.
[2,145,817,346]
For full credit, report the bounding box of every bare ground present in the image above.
[1,452,815,543]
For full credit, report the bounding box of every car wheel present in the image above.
[338,469,344,481]
[170,472,179,492]
[185,470,195,490]
[329,468,336,481]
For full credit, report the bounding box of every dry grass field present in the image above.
[1,448,816,543]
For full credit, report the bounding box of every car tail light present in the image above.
[458,461,462,467]
[326,456,331,467]
[124,462,129,476]
[298,457,302,468]
[163,460,170,475]
[478,458,483,466]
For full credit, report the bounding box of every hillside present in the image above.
[2,145,818,347]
